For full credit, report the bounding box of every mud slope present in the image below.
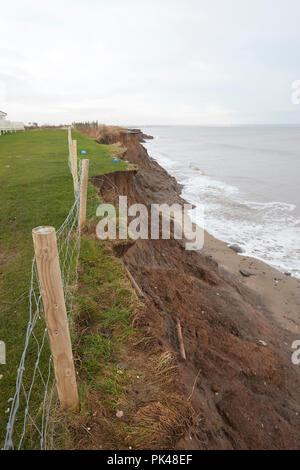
[93,137,300,450]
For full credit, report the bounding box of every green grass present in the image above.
[54,234,140,449]
[75,235,136,388]
[0,129,128,446]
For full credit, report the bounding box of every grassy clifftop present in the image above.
[0,129,127,445]
[0,129,192,450]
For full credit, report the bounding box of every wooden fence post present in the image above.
[79,159,89,228]
[68,128,72,164]
[68,127,72,147]
[71,139,78,192]
[32,226,79,411]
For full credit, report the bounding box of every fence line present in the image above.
[4,129,86,450]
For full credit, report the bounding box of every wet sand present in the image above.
[203,231,300,334]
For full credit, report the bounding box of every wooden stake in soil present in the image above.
[79,159,89,229]
[176,318,186,360]
[124,265,145,299]
[32,226,79,411]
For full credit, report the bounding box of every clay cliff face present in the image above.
[92,136,300,450]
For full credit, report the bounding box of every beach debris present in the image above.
[258,340,267,347]
[239,269,252,277]
[81,150,86,155]
[116,410,124,418]
[229,244,244,253]
[0,374,3,380]
[113,158,119,163]
[285,272,292,277]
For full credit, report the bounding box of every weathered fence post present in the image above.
[32,226,79,411]
[79,159,89,228]
[71,140,78,192]
[68,128,73,165]
[68,127,72,147]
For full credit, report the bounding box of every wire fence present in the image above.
[4,133,82,450]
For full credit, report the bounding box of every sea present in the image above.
[141,125,300,278]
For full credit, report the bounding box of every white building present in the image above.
[0,110,25,134]
[0,110,7,120]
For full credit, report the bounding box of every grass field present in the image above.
[0,129,127,446]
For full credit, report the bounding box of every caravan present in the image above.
[0,110,24,134]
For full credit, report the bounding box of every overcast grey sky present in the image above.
[1,0,300,125]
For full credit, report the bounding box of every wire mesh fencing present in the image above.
[4,136,83,450]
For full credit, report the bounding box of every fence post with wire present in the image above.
[32,226,79,411]
[68,127,78,193]
[79,159,89,228]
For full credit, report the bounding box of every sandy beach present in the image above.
[204,231,300,334]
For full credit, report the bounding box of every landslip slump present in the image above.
[92,136,300,450]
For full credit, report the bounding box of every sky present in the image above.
[1,0,300,126]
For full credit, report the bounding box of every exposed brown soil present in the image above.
[92,134,300,450]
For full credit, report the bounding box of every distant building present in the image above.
[0,110,24,134]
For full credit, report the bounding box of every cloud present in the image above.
[1,0,300,125]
